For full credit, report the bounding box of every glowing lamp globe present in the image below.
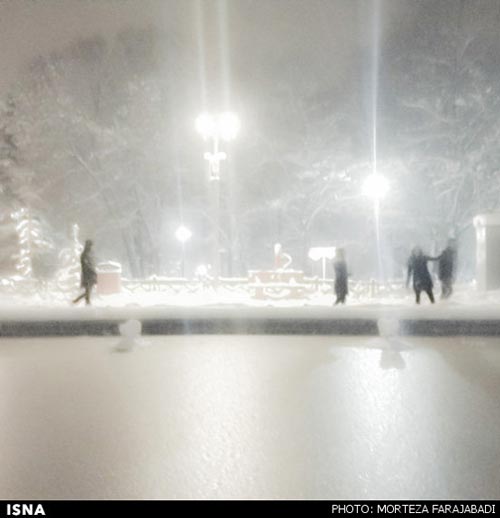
[175,225,192,243]
[363,174,389,200]
[195,112,240,141]
[218,112,240,141]
[195,113,215,140]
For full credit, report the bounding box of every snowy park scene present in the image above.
[1,0,500,504]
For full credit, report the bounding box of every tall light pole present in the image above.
[195,112,239,279]
[175,225,192,278]
[363,173,389,281]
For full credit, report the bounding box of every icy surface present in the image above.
[0,334,499,499]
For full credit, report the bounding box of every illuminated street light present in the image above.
[196,111,240,281]
[362,174,389,200]
[175,225,192,243]
[195,113,216,140]
[217,112,240,141]
[196,112,240,142]
[175,225,192,278]
[195,112,240,181]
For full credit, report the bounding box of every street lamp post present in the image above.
[195,112,239,279]
[363,173,389,281]
[175,225,192,278]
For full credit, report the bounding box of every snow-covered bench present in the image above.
[248,269,308,299]
[248,282,308,300]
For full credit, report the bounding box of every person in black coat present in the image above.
[333,248,348,305]
[437,239,457,299]
[406,247,438,304]
[73,239,97,305]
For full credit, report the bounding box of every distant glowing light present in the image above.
[363,174,389,199]
[195,113,216,140]
[195,112,240,141]
[218,112,240,141]
[195,264,209,277]
[175,225,192,243]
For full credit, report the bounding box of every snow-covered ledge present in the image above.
[473,213,500,291]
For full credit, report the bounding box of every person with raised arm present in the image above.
[406,247,438,304]
[73,239,97,306]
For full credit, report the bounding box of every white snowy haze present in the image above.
[1,0,500,279]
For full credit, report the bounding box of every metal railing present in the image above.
[0,275,417,301]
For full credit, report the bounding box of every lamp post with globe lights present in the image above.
[175,225,192,278]
[363,173,389,281]
[195,112,240,181]
[195,112,240,279]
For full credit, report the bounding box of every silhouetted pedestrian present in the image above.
[406,247,438,304]
[73,239,97,305]
[437,239,457,299]
[333,248,348,305]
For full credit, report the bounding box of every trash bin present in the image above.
[96,261,122,295]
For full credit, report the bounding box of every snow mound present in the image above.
[114,319,142,352]
[377,317,400,337]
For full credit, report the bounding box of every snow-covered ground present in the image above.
[0,334,499,499]
[0,282,499,322]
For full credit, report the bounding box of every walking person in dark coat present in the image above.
[73,239,97,305]
[437,239,457,299]
[406,247,438,304]
[333,248,348,305]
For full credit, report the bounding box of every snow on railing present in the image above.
[121,276,250,294]
[119,276,407,299]
[0,274,408,300]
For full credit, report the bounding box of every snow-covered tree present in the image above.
[12,208,52,279]
[0,97,19,274]
[3,29,198,277]
[0,208,17,275]
[388,0,500,239]
[56,223,84,293]
[232,73,366,272]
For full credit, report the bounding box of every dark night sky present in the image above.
[0,0,186,94]
[0,0,419,98]
[2,0,500,100]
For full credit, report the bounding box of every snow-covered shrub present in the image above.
[56,223,83,293]
[12,208,53,279]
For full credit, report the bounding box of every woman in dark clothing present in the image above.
[406,247,438,304]
[333,248,348,305]
[73,240,97,305]
[437,239,457,299]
